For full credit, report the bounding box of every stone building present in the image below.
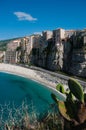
[4,51,17,64]
[42,31,53,41]
[53,28,65,45]
[4,39,21,64]
[65,30,75,38]
[19,35,42,64]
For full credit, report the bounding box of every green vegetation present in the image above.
[51,78,86,130]
[68,78,84,103]
[56,83,65,94]
[0,37,21,51]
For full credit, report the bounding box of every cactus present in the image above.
[51,78,86,129]
[84,93,86,102]
[56,83,65,94]
[58,101,71,121]
[51,93,59,103]
[51,94,74,121]
[68,78,84,103]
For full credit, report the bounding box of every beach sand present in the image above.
[0,63,66,100]
[0,63,57,88]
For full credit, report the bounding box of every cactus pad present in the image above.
[68,78,84,103]
[56,83,65,94]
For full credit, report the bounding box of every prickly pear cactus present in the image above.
[56,83,65,94]
[51,78,86,130]
[84,93,86,102]
[68,78,84,103]
[51,93,59,103]
[58,101,73,121]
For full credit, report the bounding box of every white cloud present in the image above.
[14,12,37,21]
[34,32,42,35]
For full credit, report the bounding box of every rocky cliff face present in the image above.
[16,32,86,78]
[31,40,64,71]
[62,31,86,78]
[46,42,63,71]
[63,40,73,72]
[69,48,86,77]
[30,37,86,78]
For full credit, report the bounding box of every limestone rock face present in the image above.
[30,39,86,78]
[31,40,64,71]
[63,31,86,78]
[69,48,86,77]
[42,43,64,71]
[63,41,73,72]
[14,30,86,78]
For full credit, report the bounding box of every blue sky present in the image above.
[0,0,86,40]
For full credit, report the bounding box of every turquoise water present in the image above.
[0,72,55,118]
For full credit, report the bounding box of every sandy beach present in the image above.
[0,63,67,100]
[0,63,57,88]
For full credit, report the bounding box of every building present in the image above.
[53,28,65,45]
[5,39,21,64]
[19,35,41,63]
[65,30,75,38]
[42,31,53,41]
[4,51,17,64]
[30,34,41,49]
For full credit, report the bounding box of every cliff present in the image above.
[4,29,86,78]
[31,39,64,71]
[63,32,86,78]
[30,34,86,78]
[69,48,86,77]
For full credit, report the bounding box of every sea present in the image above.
[0,72,56,121]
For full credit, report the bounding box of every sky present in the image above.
[0,0,86,40]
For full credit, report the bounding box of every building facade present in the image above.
[42,31,53,41]
[53,28,65,45]
[4,51,17,64]
[4,39,21,64]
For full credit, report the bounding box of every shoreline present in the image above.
[0,63,56,88]
[0,63,66,100]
